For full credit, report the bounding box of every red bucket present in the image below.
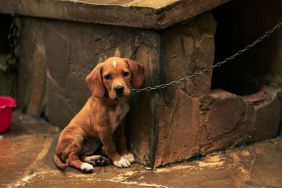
[0,96,16,133]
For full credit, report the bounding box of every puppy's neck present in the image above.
[92,95,128,107]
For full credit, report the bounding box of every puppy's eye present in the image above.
[104,74,112,80]
[122,71,129,77]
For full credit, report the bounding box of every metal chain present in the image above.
[132,22,282,93]
[6,14,20,96]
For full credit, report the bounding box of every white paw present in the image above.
[122,153,135,163]
[80,162,94,173]
[113,157,131,168]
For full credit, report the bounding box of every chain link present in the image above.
[132,22,282,93]
[6,14,20,96]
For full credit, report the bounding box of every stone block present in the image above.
[0,0,229,30]
[200,90,254,153]
[155,90,202,166]
[154,13,216,167]
[127,32,161,166]
[26,41,47,116]
[160,13,216,98]
[250,92,281,141]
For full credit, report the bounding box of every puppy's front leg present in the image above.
[117,123,135,164]
[97,126,131,168]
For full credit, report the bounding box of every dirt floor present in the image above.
[0,112,281,188]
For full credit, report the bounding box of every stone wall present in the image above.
[152,0,282,167]
[153,0,282,167]
[155,13,217,166]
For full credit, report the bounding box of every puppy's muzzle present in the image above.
[114,85,124,97]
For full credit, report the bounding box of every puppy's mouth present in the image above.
[107,91,124,100]
[113,92,131,100]
[116,92,123,98]
[107,86,131,100]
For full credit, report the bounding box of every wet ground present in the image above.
[0,112,281,188]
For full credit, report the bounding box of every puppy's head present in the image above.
[86,57,144,100]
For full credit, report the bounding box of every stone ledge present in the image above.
[0,0,229,29]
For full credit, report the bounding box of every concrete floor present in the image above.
[0,112,281,188]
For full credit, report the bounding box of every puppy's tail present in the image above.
[53,153,68,170]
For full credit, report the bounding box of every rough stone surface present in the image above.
[0,0,229,30]
[250,89,281,141]
[155,84,282,167]
[155,13,216,167]
[160,13,216,98]
[1,112,282,188]
[199,86,282,156]
[200,90,253,152]
[26,41,47,116]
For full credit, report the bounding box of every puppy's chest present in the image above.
[108,103,129,131]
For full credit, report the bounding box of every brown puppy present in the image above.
[54,57,144,173]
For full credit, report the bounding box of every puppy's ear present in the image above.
[86,63,105,98]
[125,58,145,89]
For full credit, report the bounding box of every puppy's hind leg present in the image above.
[82,155,110,166]
[68,155,94,173]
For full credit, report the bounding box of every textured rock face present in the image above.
[202,87,281,151]
[201,90,253,152]
[155,86,281,167]
[250,92,281,141]
[152,5,282,166]
[155,13,217,166]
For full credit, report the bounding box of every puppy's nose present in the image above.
[114,85,124,97]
